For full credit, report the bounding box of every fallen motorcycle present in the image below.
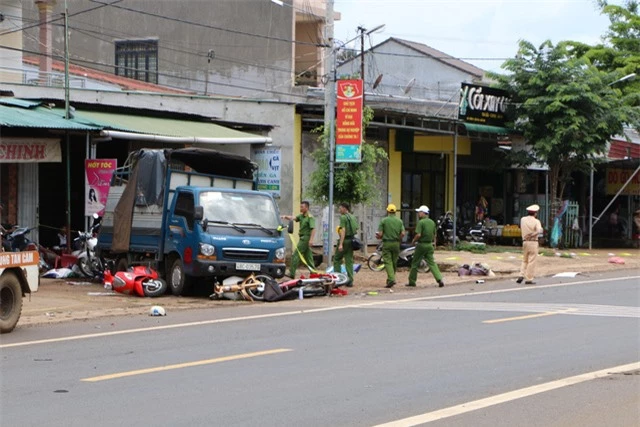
[210,272,349,302]
[103,264,167,297]
[367,242,429,272]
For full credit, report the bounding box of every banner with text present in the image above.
[253,147,281,197]
[0,137,61,163]
[606,167,640,196]
[459,83,510,127]
[336,79,363,163]
[85,159,117,216]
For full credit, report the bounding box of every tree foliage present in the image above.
[306,106,388,206]
[492,40,637,204]
[568,1,640,112]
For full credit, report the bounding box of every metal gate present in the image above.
[519,200,580,248]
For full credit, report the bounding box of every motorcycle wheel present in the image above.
[331,272,349,286]
[417,259,430,273]
[77,255,94,278]
[245,274,274,301]
[367,254,385,272]
[143,279,168,297]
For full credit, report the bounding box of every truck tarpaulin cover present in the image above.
[112,150,166,253]
[167,148,257,179]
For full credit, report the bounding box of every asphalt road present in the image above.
[2,271,639,427]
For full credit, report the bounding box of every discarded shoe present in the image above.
[404,283,416,287]
[525,281,536,285]
[516,276,524,284]
[385,281,396,288]
[438,280,445,288]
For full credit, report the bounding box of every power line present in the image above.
[0,0,124,36]
[86,0,328,48]
[0,43,315,101]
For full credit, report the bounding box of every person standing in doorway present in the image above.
[282,201,316,278]
[407,205,444,288]
[517,204,543,285]
[333,203,357,287]
[376,204,405,288]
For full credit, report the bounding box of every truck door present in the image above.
[168,191,197,270]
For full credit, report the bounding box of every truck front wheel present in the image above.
[168,258,190,296]
[0,273,23,334]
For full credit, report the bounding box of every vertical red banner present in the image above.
[85,159,117,216]
[336,79,363,146]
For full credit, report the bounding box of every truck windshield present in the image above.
[199,191,279,230]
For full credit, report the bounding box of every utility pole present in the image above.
[64,0,71,249]
[324,0,335,268]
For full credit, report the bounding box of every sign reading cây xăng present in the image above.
[459,83,510,128]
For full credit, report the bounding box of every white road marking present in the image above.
[373,301,640,319]
[2,275,638,349]
[373,361,640,427]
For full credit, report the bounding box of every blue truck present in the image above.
[97,148,286,296]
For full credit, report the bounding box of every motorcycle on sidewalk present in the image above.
[75,213,103,278]
[367,242,429,272]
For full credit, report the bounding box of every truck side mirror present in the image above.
[194,206,204,221]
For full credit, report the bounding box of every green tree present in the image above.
[306,106,388,206]
[569,1,640,112]
[493,40,638,206]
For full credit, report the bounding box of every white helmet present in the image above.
[149,305,166,316]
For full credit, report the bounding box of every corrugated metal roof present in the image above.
[0,98,42,108]
[0,104,100,130]
[72,110,266,140]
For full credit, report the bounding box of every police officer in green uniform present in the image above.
[377,204,405,288]
[282,201,316,278]
[407,205,444,287]
[333,202,357,287]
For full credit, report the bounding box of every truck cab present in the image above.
[165,186,286,295]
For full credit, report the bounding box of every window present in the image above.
[115,39,158,84]
[174,192,195,230]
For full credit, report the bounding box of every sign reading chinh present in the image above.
[0,137,61,163]
[459,83,510,128]
[336,79,363,163]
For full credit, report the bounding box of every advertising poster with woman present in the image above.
[85,159,117,216]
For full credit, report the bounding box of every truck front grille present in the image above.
[222,248,269,261]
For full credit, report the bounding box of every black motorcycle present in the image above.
[436,211,461,246]
[367,242,429,272]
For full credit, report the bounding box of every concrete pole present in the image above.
[35,0,56,85]
[324,0,335,268]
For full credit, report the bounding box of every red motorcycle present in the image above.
[104,264,167,297]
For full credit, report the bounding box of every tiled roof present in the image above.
[387,38,485,78]
[23,57,193,94]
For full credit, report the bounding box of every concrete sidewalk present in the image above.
[15,247,640,328]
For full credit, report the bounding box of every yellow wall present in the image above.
[388,129,402,207]
[387,133,469,213]
[414,135,470,154]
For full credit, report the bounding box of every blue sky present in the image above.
[333,0,614,73]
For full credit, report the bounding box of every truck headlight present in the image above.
[200,243,215,256]
[275,247,285,260]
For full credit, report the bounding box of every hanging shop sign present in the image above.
[606,167,640,196]
[85,159,117,216]
[459,83,510,128]
[336,79,363,163]
[253,147,281,198]
[0,137,61,163]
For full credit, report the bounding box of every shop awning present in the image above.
[72,110,272,144]
[0,104,99,131]
[463,123,512,134]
